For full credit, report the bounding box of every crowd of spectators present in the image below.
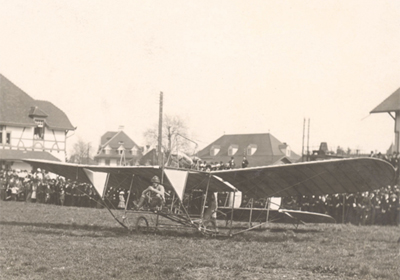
[280,151,399,225]
[192,156,249,171]
[0,168,100,207]
[370,151,399,166]
[281,186,400,226]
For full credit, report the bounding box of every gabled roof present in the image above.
[100,131,118,145]
[370,88,400,113]
[197,133,300,167]
[0,74,75,130]
[198,133,298,157]
[32,100,74,129]
[99,130,138,149]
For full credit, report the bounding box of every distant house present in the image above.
[0,74,75,170]
[139,148,158,166]
[197,133,300,167]
[94,128,142,166]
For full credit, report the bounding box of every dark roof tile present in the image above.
[197,133,300,167]
[0,74,75,130]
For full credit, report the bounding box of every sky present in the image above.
[1,0,399,157]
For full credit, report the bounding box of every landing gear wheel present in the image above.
[136,216,149,233]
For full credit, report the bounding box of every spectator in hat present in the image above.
[229,157,236,169]
[45,184,54,204]
[59,186,65,206]
[24,175,33,202]
[11,177,23,201]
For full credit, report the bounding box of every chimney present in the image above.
[118,125,124,131]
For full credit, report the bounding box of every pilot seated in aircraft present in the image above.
[133,176,165,210]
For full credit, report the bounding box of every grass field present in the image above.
[1,201,399,280]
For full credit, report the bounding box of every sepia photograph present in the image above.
[1,1,399,279]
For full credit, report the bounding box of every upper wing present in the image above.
[22,159,163,196]
[23,157,394,199]
[209,158,395,198]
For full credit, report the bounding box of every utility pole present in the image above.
[302,118,305,161]
[87,142,91,165]
[158,92,163,166]
[306,118,310,161]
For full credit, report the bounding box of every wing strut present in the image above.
[123,175,135,220]
[266,197,271,227]
[82,168,128,230]
[228,190,236,236]
[103,203,128,230]
[248,198,254,228]
[200,174,211,221]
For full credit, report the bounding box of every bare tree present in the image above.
[144,114,193,155]
[69,138,93,164]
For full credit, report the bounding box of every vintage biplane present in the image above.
[22,157,395,236]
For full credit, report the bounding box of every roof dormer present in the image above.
[104,145,111,155]
[228,144,238,156]
[131,146,138,155]
[247,144,257,156]
[279,143,291,157]
[29,106,48,118]
[210,145,220,156]
[117,145,125,155]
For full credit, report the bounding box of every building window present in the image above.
[131,147,138,156]
[0,126,11,145]
[228,144,238,156]
[34,119,44,139]
[117,145,125,155]
[105,159,110,166]
[247,144,257,156]
[210,145,220,156]
[104,146,111,155]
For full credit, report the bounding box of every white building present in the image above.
[0,74,75,171]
